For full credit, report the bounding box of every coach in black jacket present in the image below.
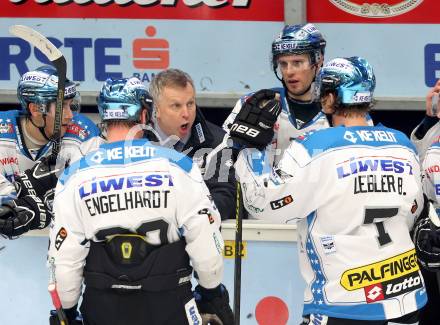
[147,68,236,220]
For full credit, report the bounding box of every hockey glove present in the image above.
[195,284,234,325]
[15,156,64,216]
[229,89,281,150]
[413,216,440,272]
[49,306,82,325]
[16,156,62,197]
[0,195,49,238]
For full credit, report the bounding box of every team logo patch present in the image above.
[66,124,89,140]
[320,236,337,255]
[0,123,13,134]
[54,227,68,250]
[340,249,419,291]
[270,195,293,210]
[329,0,423,18]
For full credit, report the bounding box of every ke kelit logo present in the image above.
[270,195,293,210]
[340,249,419,291]
[329,0,423,18]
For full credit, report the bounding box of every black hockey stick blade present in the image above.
[9,25,66,159]
[233,181,243,325]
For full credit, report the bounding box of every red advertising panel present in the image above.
[3,0,283,21]
[308,0,438,23]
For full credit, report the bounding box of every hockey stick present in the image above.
[9,25,66,161]
[233,182,243,325]
[48,283,69,325]
[48,259,69,325]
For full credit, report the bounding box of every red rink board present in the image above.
[307,0,438,24]
[2,0,284,21]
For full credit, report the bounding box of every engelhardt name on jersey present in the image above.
[48,139,224,309]
[235,125,427,320]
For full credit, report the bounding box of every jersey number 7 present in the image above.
[364,207,399,247]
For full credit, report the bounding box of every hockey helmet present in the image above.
[272,23,326,70]
[97,77,152,122]
[17,65,79,114]
[317,56,376,105]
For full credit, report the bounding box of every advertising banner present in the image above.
[307,0,436,23]
[0,0,284,96]
[308,0,440,99]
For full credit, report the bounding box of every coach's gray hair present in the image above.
[149,69,195,104]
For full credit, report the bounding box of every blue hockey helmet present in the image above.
[17,65,78,114]
[272,23,326,70]
[317,56,376,105]
[97,77,152,122]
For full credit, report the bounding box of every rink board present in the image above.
[0,221,305,325]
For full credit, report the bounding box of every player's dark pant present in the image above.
[80,282,194,325]
[418,268,440,325]
[302,310,419,325]
[80,238,196,325]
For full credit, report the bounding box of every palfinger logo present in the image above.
[329,0,423,18]
[340,249,419,291]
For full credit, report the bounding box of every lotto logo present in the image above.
[383,272,423,298]
[364,283,384,303]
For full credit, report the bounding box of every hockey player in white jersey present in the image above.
[410,79,440,325]
[410,79,440,165]
[0,65,99,238]
[230,57,427,324]
[224,24,328,167]
[48,77,234,325]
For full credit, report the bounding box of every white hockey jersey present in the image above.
[235,125,427,320]
[422,141,440,215]
[410,119,440,166]
[224,87,373,218]
[48,139,224,308]
[0,110,99,203]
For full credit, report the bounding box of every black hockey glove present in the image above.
[195,284,234,325]
[49,306,82,325]
[229,89,281,150]
[0,195,49,238]
[16,156,62,197]
[413,213,440,272]
[15,156,64,216]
